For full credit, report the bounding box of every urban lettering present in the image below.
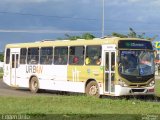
[26,65,43,74]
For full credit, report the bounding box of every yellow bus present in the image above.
[3,37,155,97]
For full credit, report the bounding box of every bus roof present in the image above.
[5,37,149,48]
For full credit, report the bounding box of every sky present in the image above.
[0,0,160,51]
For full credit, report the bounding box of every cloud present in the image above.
[106,0,151,6]
[127,0,140,3]
[0,0,50,13]
[0,29,99,34]
[151,0,160,6]
[0,0,49,3]
[107,0,160,7]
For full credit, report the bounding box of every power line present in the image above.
[0,11,97,21]
[0,11,160,28]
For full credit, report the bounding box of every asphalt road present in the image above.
[0,79,57,97]
[0,79,33,96]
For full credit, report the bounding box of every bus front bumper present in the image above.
[114,85,155,96]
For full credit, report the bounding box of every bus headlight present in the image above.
[148,80,155,87]
[118,79,128,87]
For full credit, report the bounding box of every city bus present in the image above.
[3,37,155,97]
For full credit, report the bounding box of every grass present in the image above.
[155,79,160,96]
[0,95,160,120]
[0,69,160,119]
[0,95,158,114]
[0,80,159,120]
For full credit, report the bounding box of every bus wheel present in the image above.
[30,77,39,93]
[85,81,100,98]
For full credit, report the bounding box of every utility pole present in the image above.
[102,0,105,38]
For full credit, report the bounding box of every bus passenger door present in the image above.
[104,51,115,94]
[10,53,19,86]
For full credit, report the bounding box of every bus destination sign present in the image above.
[118,40,153,49]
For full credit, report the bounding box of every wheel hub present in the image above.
[89,85,98,95]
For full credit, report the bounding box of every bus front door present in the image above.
[104,51,115,94]
[10,53,19,86]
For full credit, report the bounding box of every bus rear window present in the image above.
[5,48,10,64]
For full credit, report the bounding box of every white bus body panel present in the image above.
[38,65,85,93]
[39,80,85,93]
[14,64,85,93]
[3,64,11,86]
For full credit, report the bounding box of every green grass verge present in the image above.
[0,80,159,120]
[1,95,159,114]
[155,79,160,96]
[0,95,160,120]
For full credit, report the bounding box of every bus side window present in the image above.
[85,45,101,65]
[20,48,27,64]
[40,47,53,65]
[69,46,84,65]
[111,52,115,71]
[54,47,68,65]
[27,48,39,64]
[12,54,15,68]
[5,48,10,64]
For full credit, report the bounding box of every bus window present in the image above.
[16,54,19,68]
[54,47,68,65]
[105,52,109,71]
[20,48,27,64]
[111,52,115,71]
[40,47,53,65]
[27,48,39,64]
[85,45,101,65]
[69,46,84,65]
[5,48,10,64]
[12,54,15,68]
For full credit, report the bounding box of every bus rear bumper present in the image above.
[114,85,155,96]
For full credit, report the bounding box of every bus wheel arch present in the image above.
[85,79,100,98]
[29,76,39,93]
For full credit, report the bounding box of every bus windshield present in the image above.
[119,50,155,76]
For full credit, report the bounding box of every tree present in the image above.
[64,34,81,40]
[127,28,137,38]
[112,32,128,38]
[0,54,4,62]
[81,33,95,40]
[111,27,157,41]
[58,33,96,40]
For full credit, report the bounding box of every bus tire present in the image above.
[85,81,100,98]
[29,77,39,93]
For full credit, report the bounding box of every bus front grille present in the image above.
[130,89,145,93]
